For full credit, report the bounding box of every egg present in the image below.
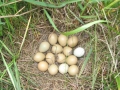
[57,53,66,63]
[59,63,69,74]
[73,47,85,57]
[67,36,78,47]
[63,46,72,56]
[33,52,45,62]
[58,34,68,46]
[48,33,57,45]
[52,44,63,54]
[46,53,55,64]
[68,65,79,76]
[66,55,78,65]
[38,61,48,72]
[39,41,50,52]
[48,64,58,75]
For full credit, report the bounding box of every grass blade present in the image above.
[68,8,84,24]
[0,60,14,80]
[115,74,120,90]
[1,53,17,90]
[80,15,97,19]
[103,0,120,9]
[14,61,21,90]
[78,47,93,78]
[44,9,60,32]
[19,16,31,54]
[24,0,82,8]
[63,20,107,36]
[0,40,13,56]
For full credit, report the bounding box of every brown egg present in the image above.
[57,53,66,63]
[52,44,63,54]
[63,46,72,56]
[67,36,78,47]
[38,61,48,72]
[48,33,57,45]
[66,55,78,65]
[39,41,50,52]
[46,53,55,64]
[68,65,79,76]
[48,64,58,75]
[58,34,68,46]
[33,52,45,62]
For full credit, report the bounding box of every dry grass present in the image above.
[17,28,92,90]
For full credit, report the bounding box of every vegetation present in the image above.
[0,0,120,90]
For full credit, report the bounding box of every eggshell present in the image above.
[59,63,69,74]
[48,33,57,45]
[73,47,85,57]
[48,64,58,75]
[67,36,78,47]
[66,55,78,65]
[58,34,68,46]
[33,52,45,62]
[52,44,63,54]
[63,46,72,56]
[38,61,48,72]
[57,53,66,63]
[68,65,79,76]
[39,41,50,52]
[46,53,55,64]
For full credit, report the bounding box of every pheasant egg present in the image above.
[58,34,68,46]
[48,64,58,75]
[38,61,48,72]
[73,47,85,57]
[33,52,45,62]
[59,63,69,74]
[66,55,78,65]
[39,41,50,52]
[46,53,55,64]
[48,33,57,45]
[57,53,66,63]
[67,36,78,47]
[63,46,72,56]
[68,65,79,76]
[52,44,63,54]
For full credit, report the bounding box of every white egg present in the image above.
[59,63,69,74]
[73,47,85,57]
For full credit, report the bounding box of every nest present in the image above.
[17,27,92,90]
[14,5,98,89]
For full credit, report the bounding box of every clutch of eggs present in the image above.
[33,33,85,76]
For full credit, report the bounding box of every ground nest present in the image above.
[16,7,102,90]
[17,28,93,90]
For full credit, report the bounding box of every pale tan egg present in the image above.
[68,65,79,76]
[63,46,72,56]
[58,34,68,46]
[48,33,57,45]
[38,61,48,72]
[48,64,58,75]
[67,36,78,47]
[33,52,45,62]
[66,55,78,65]
[46,53,55,64]
[57,53,66,63]
[52,44,63,54]
[39,41,50,52]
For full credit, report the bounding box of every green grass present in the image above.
[0,0,120,90]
